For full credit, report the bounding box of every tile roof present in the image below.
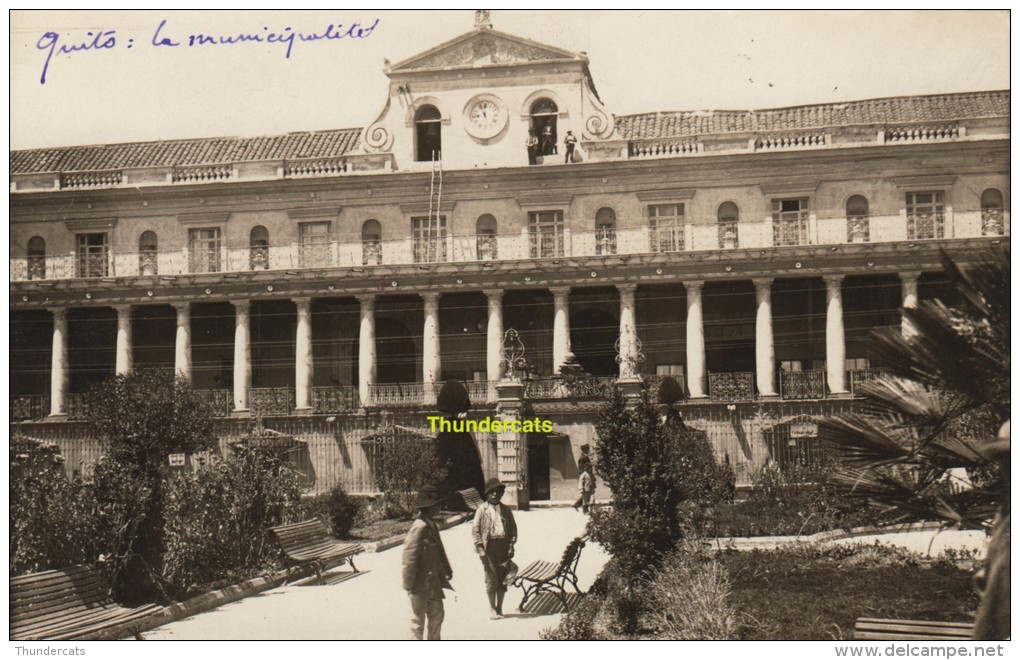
[10,128,362,175]
[615,90,1009,140]
[9,91,1008,175]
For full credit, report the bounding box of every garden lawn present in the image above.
[721,544,980,640]
[348,517,412,542]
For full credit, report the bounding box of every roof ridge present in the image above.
[615,89,1009,121]
[13,126,364,155]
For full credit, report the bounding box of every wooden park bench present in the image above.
[854,618,975,641]
[457,487,484,512]
[269,518,364,585]
[512,535,587,612]
[11,565,162,641]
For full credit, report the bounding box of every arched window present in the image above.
[717,202,739,248]
[139,231,158,275]
[530,99,559,156]
[845,195,870,243]
[414,105,442,162]
[27,236,45,280]
[362,219,382,265]
[476,214,498,260]
[595,207,617,255]
[981,188,1005,236]
[249,225,269,269]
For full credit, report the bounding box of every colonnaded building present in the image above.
[9,13,1010,506]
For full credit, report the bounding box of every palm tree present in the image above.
[822,247,1009,639]
[823,248,1008,527]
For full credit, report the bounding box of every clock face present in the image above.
[464,96,507,139]
[470,101,500,129]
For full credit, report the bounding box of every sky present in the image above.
[8,9,1011,151]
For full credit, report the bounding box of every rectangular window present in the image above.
[780,360,803,373]
[772,198,810,246]
[648,204,685,253]
[299,222,331,268]
[906,191,945,239]
[845,357,871,371]
[412,215,448,263]
[656,364,684,376]
[76,233,108,277]
[189,228,221,273]
[528,211,564,258]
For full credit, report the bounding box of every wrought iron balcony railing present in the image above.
[10,213,1004,283]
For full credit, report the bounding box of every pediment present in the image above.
[389,29,583,72]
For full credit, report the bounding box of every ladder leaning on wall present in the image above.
[425,151,442,262]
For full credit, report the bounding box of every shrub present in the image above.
[591,387,732,577]
[643,537,738,640]
[540,592,606,640]
[84,369,216,476]
[374,436,447,518]
[161,445,301,598]
[713,462,882,538]
[288,486,365,538]
[10,444,92,573]
[10,452,151,600]
[320,484,362,538]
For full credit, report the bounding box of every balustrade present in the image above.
[523,376,616,399]
[9,212,1005,282]
[907,212,945,240]
[172,164,233,183]
[848,369,881,395]
[365,382,437,408]
[982,209,1006,236]
[60,171,123,189]
[846,216,871,243]
[66,393,90,420]
[250,387,295,416]
[465,380,496,404]
[884,124,959,143]
[311,386,360,413]
[195,389,233,417]
[10,394,50,421]
[773,212,811,246]
[708,372,755,401]
[779,370,826,400]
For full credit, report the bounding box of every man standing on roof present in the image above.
[402,484,454,640]
[564,130,577,163]
[526,129,539,165]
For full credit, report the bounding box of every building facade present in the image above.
[10,17,1010,506]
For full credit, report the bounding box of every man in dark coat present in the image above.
[402,485,453,640]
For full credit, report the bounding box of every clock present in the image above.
[464,95,507,139]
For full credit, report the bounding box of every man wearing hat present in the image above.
[526,129,539,165]
[471,478,518,619]
[402,484,454,640]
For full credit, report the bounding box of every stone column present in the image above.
[173,302,192,381]
[114,304,133,376]
[358,295,376,406]
[684,280,707,398]
[422,292,441,385]
[550,287,571,373]
[753,278,778,397]
[495,382,528,510]
[232,300,251,414]
[900,271,920,336]
[48,307,68,418]
[617,284,638,378]
[824,275,848,395]
[294,297,313,414]
[485,289,504,399]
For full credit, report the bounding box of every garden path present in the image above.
[145,507,607,640]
